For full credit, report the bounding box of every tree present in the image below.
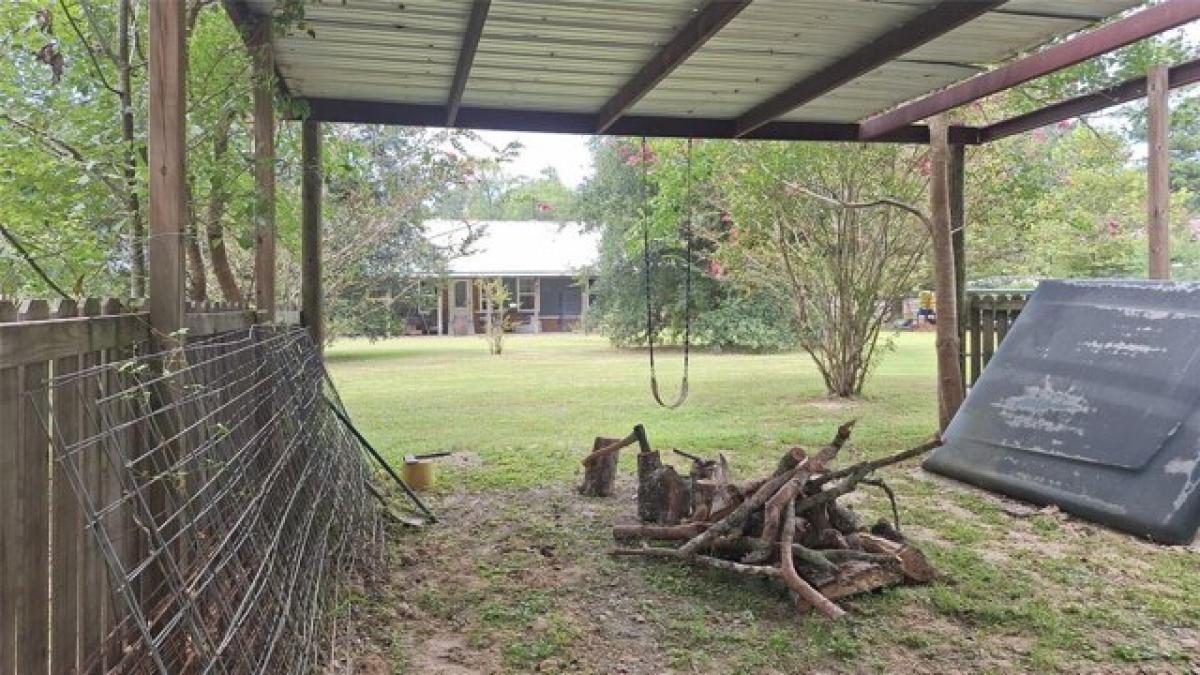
[714,141,930,397]
[0,0,496,330]
[577,138,796,352]
[476,277,512,355]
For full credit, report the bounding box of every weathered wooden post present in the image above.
[252,20,277,318]
[949,142,967,392]
[148,0,186,346]
[145,0,187,652]
[929,115,965,430]
[1147,63,1171,280]
[301,118,324,352]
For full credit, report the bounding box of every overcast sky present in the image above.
[474,130,593,188]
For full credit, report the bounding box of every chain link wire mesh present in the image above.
[39,326,380,674]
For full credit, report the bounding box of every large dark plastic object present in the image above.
[924,279,1200,544]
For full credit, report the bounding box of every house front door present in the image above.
[449,279,474,335]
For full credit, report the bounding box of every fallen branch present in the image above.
[780,495,845,619]
[795,438,942,514]
[610,546,780,578]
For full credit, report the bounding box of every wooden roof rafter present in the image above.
[733,0,1005,137]
[980,57,1200,142]
[860,0,1200,138]
[594,0,753,133]
[446,0,491,127]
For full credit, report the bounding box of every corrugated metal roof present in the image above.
[424,220,600,277]
[245,0,1145,123]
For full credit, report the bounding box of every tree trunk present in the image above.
[928,114,964,430]
[118,0,145,298]
[186,184,207,303]
[205,112,242,303]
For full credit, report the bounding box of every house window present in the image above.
[516,278,536,311]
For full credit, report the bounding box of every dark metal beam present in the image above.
[594,0,753,134]
[860,0,1200,139]
[734,0,1003,137]
[980,58,1200,143]
[301,98,983,144]
[446,0,490,127]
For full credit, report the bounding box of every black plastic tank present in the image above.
[924,279,1200,544]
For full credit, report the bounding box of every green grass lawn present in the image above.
[327,333,1199,674]
[327,332,936,488]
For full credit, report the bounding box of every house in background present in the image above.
[422,220,600,335]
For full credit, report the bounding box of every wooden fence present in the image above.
[0,298,291,675]
[959,290,1030,390]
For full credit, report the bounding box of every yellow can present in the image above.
[402,459,434,491]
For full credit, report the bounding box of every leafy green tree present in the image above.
[0,0,497,335]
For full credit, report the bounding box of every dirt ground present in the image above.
[330,470,1199,675]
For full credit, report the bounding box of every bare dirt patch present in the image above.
[338,475,1198,674]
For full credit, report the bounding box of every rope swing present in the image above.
[641,136,692,409]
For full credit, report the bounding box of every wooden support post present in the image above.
[949,143,967,393]
[253,21,277,316]
[929,115,965,430]
[146,3,187,641]
[148,0,186,347]
[1148,63,1171,280]
[436,283,444,335]
[301,118,324,352]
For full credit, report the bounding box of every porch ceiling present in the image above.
[232,0,1160,140]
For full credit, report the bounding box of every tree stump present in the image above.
[579,436,620,497]
[637,451,692,525]
[637,451,663,522]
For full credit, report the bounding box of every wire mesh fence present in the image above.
[39,326,379,674]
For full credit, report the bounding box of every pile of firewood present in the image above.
[579,421,942,619]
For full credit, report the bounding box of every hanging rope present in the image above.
[642,136,691,409]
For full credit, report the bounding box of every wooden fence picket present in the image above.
[0,300,18,674]
[78,298,105,672]
[17,299,51,675]
[49,299,81,674]
[960,291,1030,391]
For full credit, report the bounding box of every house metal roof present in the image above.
[227,0,1178,141]
[424,220,601,277]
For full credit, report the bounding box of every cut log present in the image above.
[773,446,807,477]
[637,450,663,522]
[579,436,621,497]
[870,518,905,544]
[858,533,937,583]
[640,462,692,526]
[814,561,904,601]
[828,502,861,535]
[613,522,708,541]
